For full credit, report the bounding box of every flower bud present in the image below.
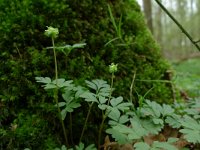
[44,26,59,38]
[109,63,118,73]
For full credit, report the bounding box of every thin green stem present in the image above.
[129,71,136,103]
[98,113,106,150]
[52,37,69,146]
[69,113,74,145]
[52,38,58,80]
[79,102,94,143]
[107,73,114,105]
[98,73,115,149]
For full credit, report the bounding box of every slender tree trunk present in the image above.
[155,0,162,44]
[197,0,200,29]
[190,0,194,14]
[142,0,153,33]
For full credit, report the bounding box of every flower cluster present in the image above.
[44,26,59,38]
[109,63,118,73]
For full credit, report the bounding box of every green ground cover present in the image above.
[173,58,200,98]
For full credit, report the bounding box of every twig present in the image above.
[79,102,94,143]
[154,0,200,52]
[14,43,22,59]
[194,39,200,44]
[129,71,136,102]
[135,79,172,83]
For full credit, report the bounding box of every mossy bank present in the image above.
[0,0,173,149]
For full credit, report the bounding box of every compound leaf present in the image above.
[152,141,178,150]
[108,107,121,121]
[98,104,108,110]
[165,114,182,128]
[80,91,98,103]
[180,116,200,144]
[35,77,51,84]
[99,96,108,104]
[134,142,150,150]
[85,144,97,150]
[58,102,66,107]
[106,128,130,144]
[162,104,174,117]
[85,80,97,90]
[110,97,123,107]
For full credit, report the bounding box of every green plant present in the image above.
[180,115,200,144]
[35,61,131,148]
[54,143,96,150]
[35,31,133,148]
[134,139,178,150]
[36,26,86,146]
[74,143,96,150]
[173,58,200,98]
[106,98,200,149]
[78,63,132,149]
[54,145,70,150]
[105,4,123,46]
[28,27,200,150]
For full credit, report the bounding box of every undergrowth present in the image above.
[33,27,200,150]
[173,58,200,98]
[1,1,198,149]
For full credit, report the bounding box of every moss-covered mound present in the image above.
[0,0,173,148]
[0,0,172,103]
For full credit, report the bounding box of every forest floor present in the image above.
[172,58,200,99]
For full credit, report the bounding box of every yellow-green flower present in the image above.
[44,26,59,38]
[109,63,118,73]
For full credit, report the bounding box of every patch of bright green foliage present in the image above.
[32,27,200,150]
[173,58,200,98]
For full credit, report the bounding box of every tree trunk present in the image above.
[155,0,162,44]
[142,0,153,33]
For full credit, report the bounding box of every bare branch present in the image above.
[154,0,200,52]
[194,39,200,44]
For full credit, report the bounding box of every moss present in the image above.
[0,0,173,103]
[0,0,173,148]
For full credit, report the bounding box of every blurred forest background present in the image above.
[138,0,200,62]
[138,0,200,98]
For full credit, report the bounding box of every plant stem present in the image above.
[98,72,115,150]
[52,38,58,80]
[98,73,115,149]
[79,102,94,143]
[52,37,69,146]
[98,114,106,150]
[107,73,114,105]
[129,71,136,103]
[69,113,74,145]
